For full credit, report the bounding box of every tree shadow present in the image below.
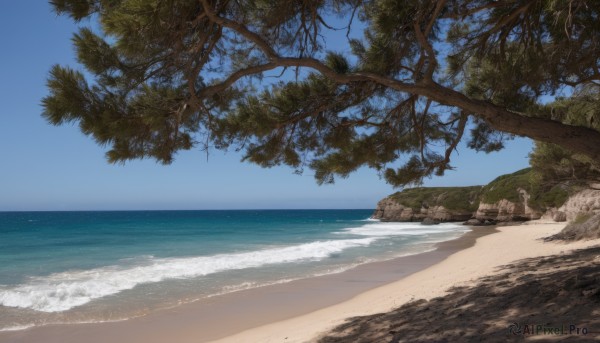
[319,246,600,343]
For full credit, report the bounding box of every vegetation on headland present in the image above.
[479,169,533,204]
[390,186,481,212]
[386,161,596,217]
[480,168,572,211]
[387,168,572,214]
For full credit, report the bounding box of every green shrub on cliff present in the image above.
[387,166,579,216]
[480,168,570,211]
[480,168,533,204]
[390,186,482,212]
[535,185,570,210]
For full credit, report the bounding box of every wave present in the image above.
[0,324,35,332]
[339,222,468,237]
[0,238,377,313]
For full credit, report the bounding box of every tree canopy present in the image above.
[43,0,600,186]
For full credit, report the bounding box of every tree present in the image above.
[43,0,600,186]
[529,85,600,184]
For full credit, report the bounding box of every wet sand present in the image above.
[0,227,492,343]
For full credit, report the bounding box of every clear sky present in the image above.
[0,2,533,211]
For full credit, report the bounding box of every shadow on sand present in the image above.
[319,246,600,342]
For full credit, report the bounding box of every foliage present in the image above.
[529,88,600,184]
[480,168,571,211]
[43,0,600,186]
[387,165,576,216]
[535,185,570,210]
[390,186,482,212]
[481,168,534,204]
[530,142,600,184]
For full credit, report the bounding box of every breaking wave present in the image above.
[0,238,377,312]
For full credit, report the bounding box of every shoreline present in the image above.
[4,222,597,343]
[0,224,487,343]
[211,221,600,343]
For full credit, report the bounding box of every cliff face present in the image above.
[371,198,473,222]
[543,189,600,222]
[372,190,600,223]
[371,186,480,222]
[475,189,543,222]
[372,169,598,224]
[371,197,408,221]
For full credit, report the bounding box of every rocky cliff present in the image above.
[372,168,598,224]
[372,186,481,222]
[474,196,542,222]
[543,188,600,222]
[372,198,474,222]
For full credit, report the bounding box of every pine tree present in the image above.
[43,0,600,186]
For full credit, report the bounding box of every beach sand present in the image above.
[211,222,600,343]
[1,222,598,342]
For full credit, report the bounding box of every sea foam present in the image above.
[340,222,467,237]
[0,238,377,312]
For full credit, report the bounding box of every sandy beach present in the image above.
[212,222,600,343]
[1,222,598,343]
[4,2,600,342]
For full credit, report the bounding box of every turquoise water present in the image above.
[0,210,468,331]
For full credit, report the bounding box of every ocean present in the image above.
[0,210,469,331]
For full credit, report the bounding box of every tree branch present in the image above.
[198,62,278,97]
[442,112,468,166]
[198,0,600,161]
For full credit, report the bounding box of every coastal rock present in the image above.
[371,186,481,222]
[371,197,474,222]
[371,198,424,221]
[552,211,567,222]
[541,208,567,222]
[463,218,482,226]
[546,213,600,241]
[372,169,598,225]
[556,189,600,221]
[422,218,440,225]
[475,189,542,222]
[462,218,496,226]
[428,205,472,221]
[518,188,543,219]
[589,182,600,190]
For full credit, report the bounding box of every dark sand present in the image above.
[0,227,495,343]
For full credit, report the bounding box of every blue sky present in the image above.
[0,2,533,211]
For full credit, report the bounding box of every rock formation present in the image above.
[372,168,599,224]
[541,189,600,222]
[371,197,473,222]
[371,187,479,222]
[475,189,543,222]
